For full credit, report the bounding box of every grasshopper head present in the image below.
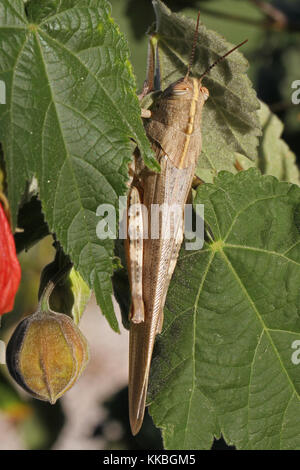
[162,77,209,102]
[169,78,193,97]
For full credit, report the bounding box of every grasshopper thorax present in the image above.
[145,75,207,169]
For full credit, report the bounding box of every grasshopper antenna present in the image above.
[199,39,248,81]
[184,11,201,82]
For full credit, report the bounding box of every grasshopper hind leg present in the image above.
[127,186,145,324]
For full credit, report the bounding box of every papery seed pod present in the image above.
[6,266,89,404]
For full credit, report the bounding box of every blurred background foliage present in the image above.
[0,0,299,450]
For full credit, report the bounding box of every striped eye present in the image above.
[172,87,189,96]
[171,81,190,96]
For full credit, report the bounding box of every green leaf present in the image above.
[68,266,91,324]
[0,381,23,411]
[256,101,300,185]
[150,0,261,176]
[149,168,300,449]
[206,100,300,184]
[0,0,156,331]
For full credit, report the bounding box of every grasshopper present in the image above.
[126,14,247,435]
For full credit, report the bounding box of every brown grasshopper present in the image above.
[126,14,247,435]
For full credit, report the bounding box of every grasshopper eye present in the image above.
[172,87,189,96]
[171,80,190,96]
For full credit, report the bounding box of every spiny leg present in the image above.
[127,186,145,324]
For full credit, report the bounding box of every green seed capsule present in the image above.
[6,266,89,404]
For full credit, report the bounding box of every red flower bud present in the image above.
[0,202,21,315]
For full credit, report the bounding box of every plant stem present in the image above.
[39,263,73,313]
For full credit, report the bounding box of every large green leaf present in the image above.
[148,0,261,180]
[149,168,300,449]
[0,0,157,331]
[235,101,300,185]
[257,101,300,185]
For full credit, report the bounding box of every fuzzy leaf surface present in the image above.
[0,0,156,330]
[149,169,300,450]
